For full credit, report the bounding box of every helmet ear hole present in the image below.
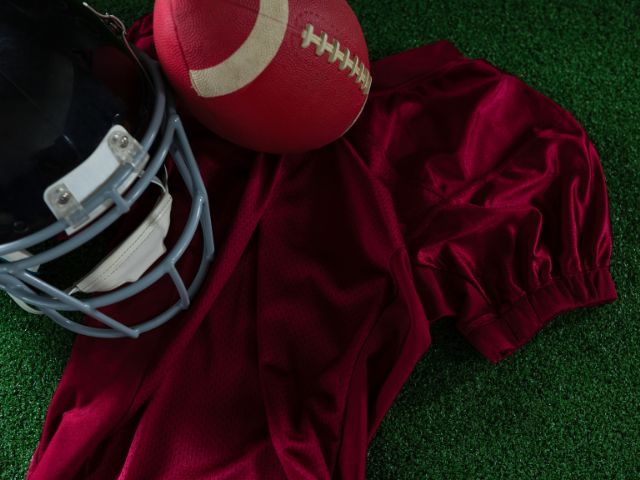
[12,222,29,234]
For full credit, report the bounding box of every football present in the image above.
[153,0,371,154]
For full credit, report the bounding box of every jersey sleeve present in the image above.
[351,41,617,363]
[26,32,617,480]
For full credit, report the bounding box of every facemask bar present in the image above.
[0,48,215,338]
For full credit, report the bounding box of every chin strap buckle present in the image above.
[44,185,89,228]
[43,125,150,232]
[82,2,155,92]
[82,2,127,39]
[108,130,147,175]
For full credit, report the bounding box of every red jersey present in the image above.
[27,14,616,480]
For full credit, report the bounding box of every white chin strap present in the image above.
[2,176,172,314]
[68,176,172,295]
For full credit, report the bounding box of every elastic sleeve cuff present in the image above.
[463,267,617,363]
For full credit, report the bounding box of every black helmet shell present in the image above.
[0,0,151,242]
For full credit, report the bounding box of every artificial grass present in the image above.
[1,0,638,478]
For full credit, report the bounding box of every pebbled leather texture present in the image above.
[154,0,370,153]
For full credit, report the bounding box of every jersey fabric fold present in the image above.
[26,14,616,480]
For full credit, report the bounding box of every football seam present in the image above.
[300,23,372,95]
[168,0,194,93]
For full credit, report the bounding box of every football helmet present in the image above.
[0,0,215,338]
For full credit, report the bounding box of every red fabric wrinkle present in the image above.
[26,13,617,480]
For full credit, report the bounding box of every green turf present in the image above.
[1,0,638,478]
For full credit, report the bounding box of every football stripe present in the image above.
[189,0,289,98]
